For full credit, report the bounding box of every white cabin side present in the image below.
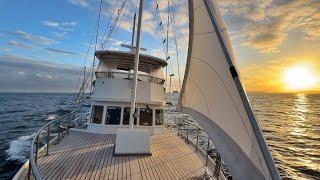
[87,50,167,135]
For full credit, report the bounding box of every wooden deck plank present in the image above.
[80,134,106,180]
[50,132,96,179]
[39,131,89,179]
[128,156,143,180]
[99,135,114,179]
[69,132,104,180]
[93,135,112,180]
[152,133,187,179]
[62,133,98,179]
[38,129,215,180]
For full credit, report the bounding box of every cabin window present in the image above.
[91,105,104,124]
[123,107,137,125]
[155,109,164,126]
[139,108,153,126]
[105,106,121,125]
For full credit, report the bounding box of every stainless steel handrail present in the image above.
[28,111,90,180]
[95,71,165,85]
[165,118,227,179]
[28,111,224,179]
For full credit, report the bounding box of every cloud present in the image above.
[0,54,83,92]
[45,47,84,56]
[218,0,320,53]
[52,32,68,39]
[42,21,60,28]
[42,20,78,32]
[5,30,55,46]
[66,0,319,55]
[8,40,34,49]
[68,0,90,8]
[17,71,25,75]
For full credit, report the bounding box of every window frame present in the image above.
[105,106,122,125]
[139,108,153,126]
[155,109,164,126]
[122,107,138,126]
[91,105,104,124]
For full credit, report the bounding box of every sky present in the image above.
[0,0,319,93]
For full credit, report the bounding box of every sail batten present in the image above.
[179,0,280,179]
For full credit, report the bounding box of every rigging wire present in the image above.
[75,0,183,100]
[99,1,121,49]
[153,0,171,90]
[100,0,129,49]
[104,0,131,50]
[168,0,182,91]
[166,0,177,93]
[90,0,104,95]
[73,0,132,103]
[72,19,99,104]
[153,0,169,55]
[153,0,183,93]
[165,0,169,92]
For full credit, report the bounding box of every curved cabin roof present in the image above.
[95,50,167,73]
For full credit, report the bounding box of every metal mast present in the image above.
[129,0,144,129]
[131,13,137,48]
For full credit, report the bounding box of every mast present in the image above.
[129,0,144,129]
[131,13,137,47]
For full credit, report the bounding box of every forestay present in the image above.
[178,0,280,179]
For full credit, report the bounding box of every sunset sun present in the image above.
[283,67,316,91]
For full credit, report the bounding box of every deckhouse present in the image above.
[87,50,167,135]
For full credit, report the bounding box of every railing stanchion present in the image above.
[213,153,221,178]
[67,113,71,135]
[46,124,50,156]
[27,111,89,180]
[183,121,185,139]
[79,113,81,126]
[58,119,61,143]
[35,136,39,165]
[186,123,189,143]
[206,137,210,166]
[178,119,181,136]
[28,160,31,180]
[196,128,199,152]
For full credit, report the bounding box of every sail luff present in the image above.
[178,0,193,110]
[179,0,280,179]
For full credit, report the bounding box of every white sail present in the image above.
[178,0,280,179]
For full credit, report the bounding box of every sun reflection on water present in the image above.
[246,93,320,179]
[290,94,308,137]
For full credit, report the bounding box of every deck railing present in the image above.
[28,111,90,180]
[27,110,228,179]
[165,118,230,180]
[95,71,165,85]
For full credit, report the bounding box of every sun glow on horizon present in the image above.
[283,67,316,91]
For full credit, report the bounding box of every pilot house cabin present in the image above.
[88,50,167,135]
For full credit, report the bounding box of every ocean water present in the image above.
[0,93,85,179]
[250,94,320,179]
[0,93,319,179]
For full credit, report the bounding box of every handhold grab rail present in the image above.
[28,111,90,180]
[165,118,227,179]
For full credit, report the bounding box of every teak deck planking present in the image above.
[37,129,212,180]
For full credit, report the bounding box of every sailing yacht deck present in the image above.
[37,129,211,180]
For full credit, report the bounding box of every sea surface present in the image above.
[0,93,319,180]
